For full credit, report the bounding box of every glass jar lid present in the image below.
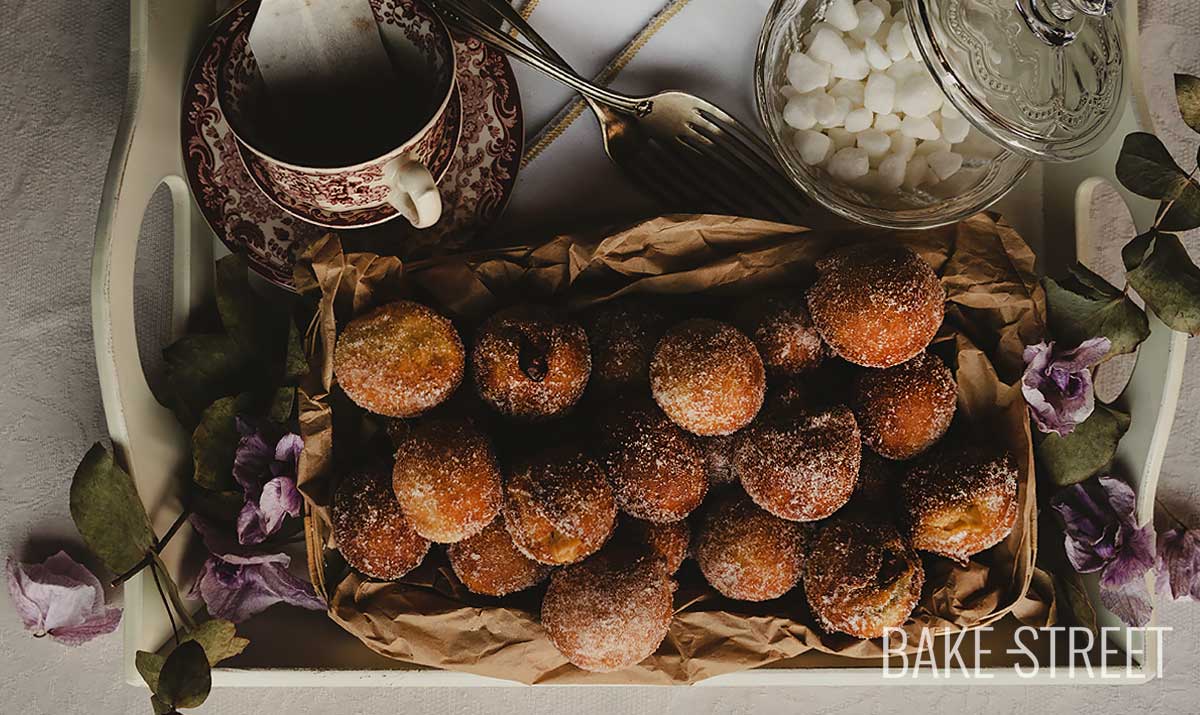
[905,0,1124,162]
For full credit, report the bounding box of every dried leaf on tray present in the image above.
[292,213,1051,683]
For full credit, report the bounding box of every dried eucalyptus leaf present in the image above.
[136,650,167,693]
[189,487,245,522]
[187,619,250,665]
[1115,132,1191,199]
[150,695,174,715]
[69,443,155,574]
[157,640,211,710]
[152,555,197,630]
[192,395,253,491]
[1159,181,1200,231]
[1057,570,1098,631]
[1176,74,1200,134]
[284,318,308,384]
[1124,231,1200,336]
[1036,403,1131,486]
[163,334,253,429]
[1043,265,1149,357]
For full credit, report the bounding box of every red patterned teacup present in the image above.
[217,0,459,229]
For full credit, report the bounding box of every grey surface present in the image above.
[0,0,1197,712]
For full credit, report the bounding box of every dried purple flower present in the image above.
[1052,476,1156,626]
[1156,527,1200,601]
[232,419,303,545]
[188,517,323,623]
[1021,337,1110,436]
[6,551,121,645]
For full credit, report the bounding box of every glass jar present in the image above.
[755,0,1124,229]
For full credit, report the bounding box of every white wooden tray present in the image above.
[92,0,1187,687]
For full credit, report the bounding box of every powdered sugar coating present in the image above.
[696,488,806,601]
[734,406,861,521]
[733,294,827,377]
[900,447,1018,564]
[614,515,691,574]
[650,318,765,436]
[391,417,502,543]
[334,300,465,418]
[503,447,617,565]
[583,298,669,389]
[332,465,431,580]
[541,550,675,672]
[447,515,553,596]
[598,401,708,523]
[806,243,944,368]
[700,434,738,487]
[851,351,957,460]
[804,517,924,639]
[472,305,591,420]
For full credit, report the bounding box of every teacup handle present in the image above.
[383,157,442,229]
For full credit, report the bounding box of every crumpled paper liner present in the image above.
[294,213,1054,684]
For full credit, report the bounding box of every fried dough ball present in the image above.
[733,406,861,521]
[650,318,765,436]
[853,448,898,507]
[447,515,553,596]
[503,447,617,565]
[334,300,465,417]
[806,243,944,368]
[582,298,669,390]
[472,305,591,420]
[851,352,957,461]
[803,517,925,639]
[700,434,738,488]
[391,417,502,543]
[900,448,1019,564]
[598,401,708,523]
[332,465,430,580]
[733,293,826,377]
[695,489,806,601]
[541,549,675,672]
[612,515,691,574]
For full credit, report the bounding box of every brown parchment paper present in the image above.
[294,213,1053,684]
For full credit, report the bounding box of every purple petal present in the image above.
[1022,342,1052,372]
[190,516,290,566]
[233,430,275,497]
[272,434,304,478]
[1100,521,1156,587]
[1099,579,1153,627]
[236,502,268,546]
[1157,528,1200,601]
[1097,476,1138,521]
[1058,337,1112,371]
[259,476,302,534]
[190,555,323,623]
[6,551,121,645]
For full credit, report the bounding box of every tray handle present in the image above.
[91,0,217,685]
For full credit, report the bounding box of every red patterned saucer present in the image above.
[182,0,523,290]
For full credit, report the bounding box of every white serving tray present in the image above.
[92,0,1187,688]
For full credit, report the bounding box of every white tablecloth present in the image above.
[0,0,1197,712]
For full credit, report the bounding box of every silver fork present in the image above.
[430,0,814,224]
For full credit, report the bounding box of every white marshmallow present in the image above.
[783,95,817,130]
[828,127,857,151]
[878,154,907,191]
[915,138,952,156]
[940,96,962,119]
[874,112,901,132]
[891,133,917,159]
[903,21,921,58]
[795,129,834,165]
[827,147,871,181]
[903,154,929,189]
[895,74,943,117]
[857,128,892,158]
[941,114,971,144]
[886,57,925,82]
[871,0,893,20]
[811,92,840,126]
[825,0,860,32]
[849,1,886,41]
[787,52,831,93]
[886,21,910,61]
[863,36,892,70]
[829,78,866,104]
[844,107,874,133]
[900,114,940,140]
[831,47,870,80]
[864,72,896,114]
[927,150,964,180]
[809,27,852,66]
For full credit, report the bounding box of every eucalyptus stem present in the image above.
[1156,497,1192,530]
[110,507,192,587]
[1151,163,1200,231]
[149,561,180,646]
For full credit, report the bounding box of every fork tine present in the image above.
[668,141,784,219]
[643,142,754,217]
[680,130,808,223]
[621,148,707,213]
